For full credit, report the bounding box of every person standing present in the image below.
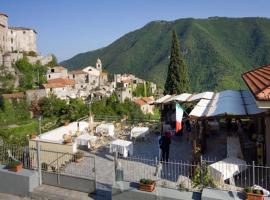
[159,131,171,162]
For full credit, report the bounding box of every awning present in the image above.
[189,90,266,118]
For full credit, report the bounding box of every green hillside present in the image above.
[61,17,270,91]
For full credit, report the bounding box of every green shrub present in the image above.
[8,160,22,168]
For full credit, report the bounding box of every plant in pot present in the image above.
[139,178,156,192]
[41,162,48,171]
[74,152,84,163]
[8,160,23,172]
[244,187,264,200]
[30,133,37,139]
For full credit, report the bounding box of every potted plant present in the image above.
[8,160,23,172]
[139,178,156,192]
[74,151,84,163]
[245,187,264,200]
[41,162,48,171]
[30,133,37,139]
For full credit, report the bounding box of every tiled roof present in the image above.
[133,97,154,106]
[2,92,25,99]
[42,78,75,89]
[133,99,147,106]
[242,64,270,100]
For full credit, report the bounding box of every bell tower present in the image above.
[96,58,102,72]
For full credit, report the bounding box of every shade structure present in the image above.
[187,91,214,102]
[154,91,213,104]
[189,90,266,118]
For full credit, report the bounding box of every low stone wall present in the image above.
[0,164,39,196]
[112,181,201,200]
[42,171,96,193]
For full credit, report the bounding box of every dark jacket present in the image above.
[159,136,171,150]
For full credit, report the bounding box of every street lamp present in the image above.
[38,115,42,135]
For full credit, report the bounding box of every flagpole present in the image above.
[174,100,189,116]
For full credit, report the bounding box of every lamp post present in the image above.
[38,115,42,135]
[87,93,94,135]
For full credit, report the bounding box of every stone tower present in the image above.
[0,12,8,54]
[96,58,102,72]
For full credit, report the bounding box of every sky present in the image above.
[1,0,270,62]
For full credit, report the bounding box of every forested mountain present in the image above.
[61,17,270,91]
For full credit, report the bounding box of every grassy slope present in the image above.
[61,17,270,91]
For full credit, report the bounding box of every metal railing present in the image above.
[115,154,270,191]
[0,143,95,180]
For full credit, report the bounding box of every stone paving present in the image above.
[0,131,228,200]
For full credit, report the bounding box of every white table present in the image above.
[96,123,115,137]
[209,157,247,185]
[130,127,149,139]
[75,134,97,149]
[110,139,133,157]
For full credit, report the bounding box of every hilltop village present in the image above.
[0,11,158,117]
[1,8,270,200]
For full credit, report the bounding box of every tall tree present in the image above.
[164,30,190,94]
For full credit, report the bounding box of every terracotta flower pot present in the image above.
[75,158,82,163]
[139,182,156,192]
[246,193,264,200]
[9,163,23,172]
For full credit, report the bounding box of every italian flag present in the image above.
[176,103,184,132]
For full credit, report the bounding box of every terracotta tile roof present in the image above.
[242,64,270,100]
[133,99,147,106]
[42,78,75,89]
[142,97,154,103]
[133,97,154,106]
[69,70,88,75]
[122,79,132,84]
[2,92,25,99]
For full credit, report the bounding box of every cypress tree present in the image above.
[164,30,190,95]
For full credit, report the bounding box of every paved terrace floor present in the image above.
[0,131,228,200]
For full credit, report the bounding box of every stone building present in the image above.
[46,66,68,80]
[115,87,132,103]
[41,78,76,100]
[0,12,8,54]
[7,27,37,53]
[68,70,89,90]
[0,12,37,54]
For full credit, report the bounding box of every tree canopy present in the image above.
[164,30,190,95]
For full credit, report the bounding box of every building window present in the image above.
[73,74,75,78]
[51,69,54,73]
[11,38,13,43]
[48,75,51,78]
[50,88,52,92]
[23,31,26,34]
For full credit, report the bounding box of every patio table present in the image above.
[110,139,133,157]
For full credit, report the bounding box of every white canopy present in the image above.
[189,90,266,118]
[188,92,214,102]
[154,91,213,104]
